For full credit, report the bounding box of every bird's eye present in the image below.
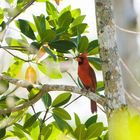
[78,57,84,65]
[80,57,84,61]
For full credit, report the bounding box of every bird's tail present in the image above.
[91,100,97,113]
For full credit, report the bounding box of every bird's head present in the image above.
[75,53,88,65]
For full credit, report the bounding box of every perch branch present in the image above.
[0,74,105,114]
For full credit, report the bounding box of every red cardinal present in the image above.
[76,53,97,113]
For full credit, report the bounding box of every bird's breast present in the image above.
[78,67,93,89]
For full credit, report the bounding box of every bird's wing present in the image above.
[89,67,97,92]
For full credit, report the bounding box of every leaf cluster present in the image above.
[0,0,106,139]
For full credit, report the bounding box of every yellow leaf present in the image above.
[53,0,62,5]
[35,47,46,62]
[25,65,37,84]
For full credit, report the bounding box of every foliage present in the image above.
[0,0,105,139]
[109,109,140,140]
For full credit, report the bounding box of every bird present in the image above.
[76,53,97,113]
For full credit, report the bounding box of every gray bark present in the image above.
[95,0,126,115]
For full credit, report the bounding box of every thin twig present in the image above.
[6,86,18,96]
[63,95,82,108]
[31,105,36,114]
[97,104,105,113]
[0,86,19,101]
[3,49,33,62]
[39,109,49,140]
[114,23,140,34]
[0,0,35,43]
[6,0,35,25]
[119,57,140,88]
[45,95,82,122]
[67,72,79,87]
[0,45,28,51]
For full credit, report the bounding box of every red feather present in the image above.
[77,53,97,113]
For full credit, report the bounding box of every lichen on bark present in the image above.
[95,0,126,114]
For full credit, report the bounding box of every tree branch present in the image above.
[6,0,35,25]
[0,74,105,114]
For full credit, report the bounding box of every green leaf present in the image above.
[88,47,99,55]
[30,42,41,50]
[0,79,9,95]
[88,40,99,55]
[88,57,102,70]
[16,19,36,40]
[28,88,40,99]
[5,37,29,47]
[97,81,105,92]
[55,27,67,37]
[85,115,97,128]
[103,132,109,140]
[7,60,23,77]
[0,101,7,109]
[13,125,28,140]
[69,23,87,36]
[14,123,30,135]
[71,8,81,18]
[37,63,62,79]
[0,8,4,25]
[53,108,71,120]
[58,11,72,29]
[0,21,6,31]
[77,77,84,88]
[71,15,86,27]
[75,124,87,140]
[42,93,52,108]
[41,29,56,42]
[0,110,25,129]
[53,114,67,132]
[5,0,14,4]
[42,124,52,140]
[46,16,56,28]
[24,113,31,124]
[78,36,89,53]
[0,128,6,139]
[33,14,46,41]
[23,112,41,129]
[43,47,56,61]
[97,137,102,140]
[52,92,72,107]
[46,1,58,17]
[86,122,104,140]
[49,40,77,53]
[59,5,71,16]
[17,0,31,8]
[74,113,81,127]
[30,121,40,140]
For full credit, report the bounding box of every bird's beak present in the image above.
[74,56,81,62]
[76,57,81,62]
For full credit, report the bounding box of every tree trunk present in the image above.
[95,0,126,116]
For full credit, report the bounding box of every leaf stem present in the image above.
[38,108,49,140]
[3,48,33,62]
[31,105,36,114]
[67,71,79,87]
